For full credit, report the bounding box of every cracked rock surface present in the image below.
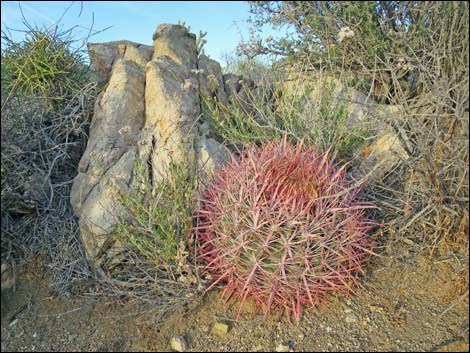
[71,24,228,266]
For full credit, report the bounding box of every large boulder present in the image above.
[280,74,376,130]
[279,73,411,184]
[144,57,199,178]
[72,24,228,267]
[70,58,146,263]
[152,24,197,68]
[74,24,413,268]
[198,54,228,105]
[87,40,153,85]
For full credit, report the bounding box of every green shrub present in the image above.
[221,53,273,82]
[202,74,367,161]
[1,26,89,103]
[244,2,469,101]
[110,160,197,264]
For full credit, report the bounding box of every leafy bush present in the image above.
[202,73,367,161]
[245,2,403,62]
[110,160,197,264]
[195,138,378,322]
[221,53,273,82]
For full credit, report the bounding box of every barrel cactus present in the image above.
[194,137,378,322]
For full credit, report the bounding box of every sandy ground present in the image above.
[1,246,469,352]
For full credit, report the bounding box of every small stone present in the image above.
[275,342,292,352]
[344,308,353,314]
[170,335,189,352]
[369,304,384,313]
[252,344,264,352]
[211,322,230,337]
[297,332,305,340]
[345,313,357,323]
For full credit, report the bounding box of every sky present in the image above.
[1,1,274,64]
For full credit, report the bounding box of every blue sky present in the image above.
[1,1,276,63]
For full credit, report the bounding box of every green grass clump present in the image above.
[110,160,197,264]
[1,27,89,103]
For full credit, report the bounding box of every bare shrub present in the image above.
[241,1,468,259]
[1,22,97,294]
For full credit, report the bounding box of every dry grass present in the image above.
[1,22,97,294]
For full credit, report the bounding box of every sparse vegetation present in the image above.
[238,1,469,259]
[110,159,197,264]
[1,1,467,339]
[202,71,368,161]
[1,22,96,293]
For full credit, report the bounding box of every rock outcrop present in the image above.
[280,74,409,182]
[72,24,410,267]
[71,24,228,266]
[87,40,153,85]
[351,104,409,182]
